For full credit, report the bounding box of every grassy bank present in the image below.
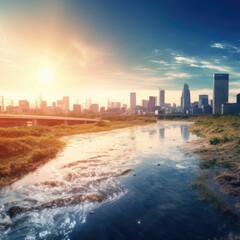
[189,115,240,171]
[192,174,231,214]
[189,115,240,207]
[0,116,156,189]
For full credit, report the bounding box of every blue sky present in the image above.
[0,0,240,105]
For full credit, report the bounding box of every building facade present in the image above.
[199,95,208,108]
[130,92,136,111]
[73,104,81,114]
[142,100,149,110]
[237,93,240,104]
[213,73,229,114]
[159,89,165,108]
[222,103,240,115]
[149,96,156,112]
[181,83,191,113]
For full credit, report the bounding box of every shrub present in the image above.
[210,137,221,145]
[95,120,109,127]
[200,159,217,169]
[0,138,32,157]
[31,147,59,163]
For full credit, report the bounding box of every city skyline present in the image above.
[0,1,240,105]
[1,76,240,117]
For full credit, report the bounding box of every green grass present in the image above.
[199,159,217,169]
[192,175,232,214]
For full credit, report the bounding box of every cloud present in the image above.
[175,56,196,64]
[150,59,169,65]
[230,81,240,87]
[153,49,160,55]
[210,42,240,53]
[164,72,192,79]
[133,66,157,73]
[175,54,230,72]
[210,43,225,49]
[199,61,229,72]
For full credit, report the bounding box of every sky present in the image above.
[1,0,240,107]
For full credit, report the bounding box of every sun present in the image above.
[38,67,53,84]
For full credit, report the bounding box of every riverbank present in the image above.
[188,115,240,210]
[0,116,156,189]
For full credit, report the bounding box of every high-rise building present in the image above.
[213,73,229,114]
[40,100,47,112]
[89,104,99,113]
[57,96,70,114]
[199,95,209,108]
[109,102,116,109]
[19,100,30,113]
[159,89,165,107]
[149,96,156,112]
[142,100,149,109]
[115,102,121,109]
[181,83,191,112]
[130,92,136,111]
[237,93,240,104]
[73,104,81,114]
[62,96,70,113]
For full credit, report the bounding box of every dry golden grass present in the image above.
[0,116,156,188]
[187,116,240,211]
[189,115,240,170]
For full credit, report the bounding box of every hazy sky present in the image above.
[1,0,240,107]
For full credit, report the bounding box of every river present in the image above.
[0,121,240,240]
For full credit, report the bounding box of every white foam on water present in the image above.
[0,121,198,239]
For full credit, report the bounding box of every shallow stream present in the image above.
[0,121,239,239]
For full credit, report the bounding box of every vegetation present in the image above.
[189,115,240,170]
[192,174,231,214]
[188,115,240,214]
[0,116,156,188]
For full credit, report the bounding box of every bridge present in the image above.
[0,114,101,127]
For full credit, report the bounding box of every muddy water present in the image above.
[0,121,239,239]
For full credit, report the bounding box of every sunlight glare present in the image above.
[38,67,53,84]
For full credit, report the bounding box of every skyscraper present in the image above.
[213,73,229,114]
[149,96,156,112]
[62,96,70,113]
[199,95,209,108]
[181,83,191,112]
[130,92,136,111]
[159,89,165,107]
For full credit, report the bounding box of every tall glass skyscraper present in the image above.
[159,89,165,107]
[181,83,191,112]
[213,73,229,114]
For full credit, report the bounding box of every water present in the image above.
[0,121,240,239]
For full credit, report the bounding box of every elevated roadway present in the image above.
[0,114,100,127]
